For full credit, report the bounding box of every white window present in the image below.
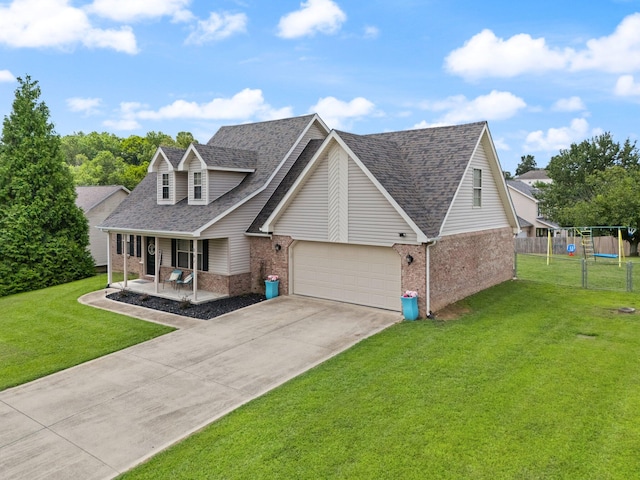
[162,173,170,199]
[473,168,482,207]
[176,239,203,270]
[193,171,202,200]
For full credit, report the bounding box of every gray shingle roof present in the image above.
[75,185,129,212]
[507,179,537,197]
[517,169,549,180]
[247,139,324,234]
[100,115,316,233]
[159,146,185,168]
[251,121,488,239]
[192,144,257,170]
[341,122,487,238]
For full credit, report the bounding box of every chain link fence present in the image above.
[515,253,637,292]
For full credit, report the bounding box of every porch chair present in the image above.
[176,273,193,291]
[164,269,182,290]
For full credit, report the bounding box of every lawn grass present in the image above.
[120,280,640,479]
[0,274,173,391]
[517,253,640,291]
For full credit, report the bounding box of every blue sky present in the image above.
[1,0,640,174]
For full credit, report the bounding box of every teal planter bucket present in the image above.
[265,280,280,299]
[401,296,419,321]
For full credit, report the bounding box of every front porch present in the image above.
[110,278,226,304]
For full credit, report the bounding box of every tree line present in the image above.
[63,130,197,191]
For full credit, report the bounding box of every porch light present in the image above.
[275,243,282,251]
[406,254,414,265]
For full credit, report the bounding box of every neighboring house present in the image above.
[76,185,130,268]
[515,169,551,186]
[507,180,558,238]
[100,115,519,317]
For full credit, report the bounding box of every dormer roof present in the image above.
[178,144,257,172]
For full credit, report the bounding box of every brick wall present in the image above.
[109,233,144,279]
[393,244,427,318]
[249,235,293,295]
[429,227,514,312]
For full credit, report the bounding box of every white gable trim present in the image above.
[148,148,175,173]
[439,125,519,236]
[261,131,428,243]
[193,115,330,235]
[177,145,206,171]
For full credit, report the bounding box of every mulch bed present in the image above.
[106,290,267,320]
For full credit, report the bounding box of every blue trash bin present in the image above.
[401,295,419,321]
[265,280,280,299]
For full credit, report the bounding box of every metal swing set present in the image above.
[546,226,630,267]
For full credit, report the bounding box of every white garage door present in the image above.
[292,242,401,311]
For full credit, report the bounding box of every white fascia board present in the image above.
[261,131,429,243]
[207,166,256,173]
[439,126,520,236]
[177,144,206,171]
[507,184,538,203]
[194,115,329,236]
[148,148,173,172]
[97,227,198,237]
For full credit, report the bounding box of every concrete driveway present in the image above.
[0,292,400,479]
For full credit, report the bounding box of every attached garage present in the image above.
[291,241,401,311]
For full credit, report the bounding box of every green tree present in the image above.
[176,131,197,148]
[72,151,126,186]
[0,76,95,296]
[515,154,537,176]
[537,133,640,255]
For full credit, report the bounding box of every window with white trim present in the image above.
[473,168,482,207]
[162,173,170,199]
[176,239,203,270]
[193,171,202,200]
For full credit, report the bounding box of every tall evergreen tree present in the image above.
[0,76,95,296]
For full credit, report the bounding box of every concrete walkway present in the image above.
[0,292,400,479]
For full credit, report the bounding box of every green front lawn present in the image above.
[0,275,173,391]
[121,280,640,479]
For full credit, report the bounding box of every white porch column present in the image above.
[123,235,128,288]
[155,236,160,294]
[106,232,112,286]
[193,239,198,302]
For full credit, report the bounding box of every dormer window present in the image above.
[162,173,170,199]
[193,172,202,200]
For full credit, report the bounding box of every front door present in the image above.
[146,237,156,276]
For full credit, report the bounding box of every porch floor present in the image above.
[109,279,226,304]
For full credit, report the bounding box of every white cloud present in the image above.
[0,0,138,53]
[615,74,640,96]
[524,118,591,152]
[0,70,15,82]
[552,96,586,112]
[86,0,192,22]
[106,89,293,129]
[309,96,375,129]
[67,97,102,115]
[446,13,640,79]
[445,29,571,79]
[277,0,346,39]
[185,12,247,45]
[420,90,526,124]
[493,137,510,151]
[571,13,640,73]
[412,120,448,129]
[364,26,379,39]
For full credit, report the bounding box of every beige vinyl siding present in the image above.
[200,119,328,275]
[328,145,349,242]
[274,153,329,240]
[174,172,187,204]
[347,158,417,245]
[158,238,172,266]
[208,238,229,274]
[188,158,207,204]
[86,190,128,266]
[209,171,247,201]
[441,137,510,236]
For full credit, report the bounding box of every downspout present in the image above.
[426,239,437,316]
[193,239,198,302]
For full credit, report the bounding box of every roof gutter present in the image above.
[97,226,199,238]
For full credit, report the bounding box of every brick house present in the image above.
[99,114,519,317]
